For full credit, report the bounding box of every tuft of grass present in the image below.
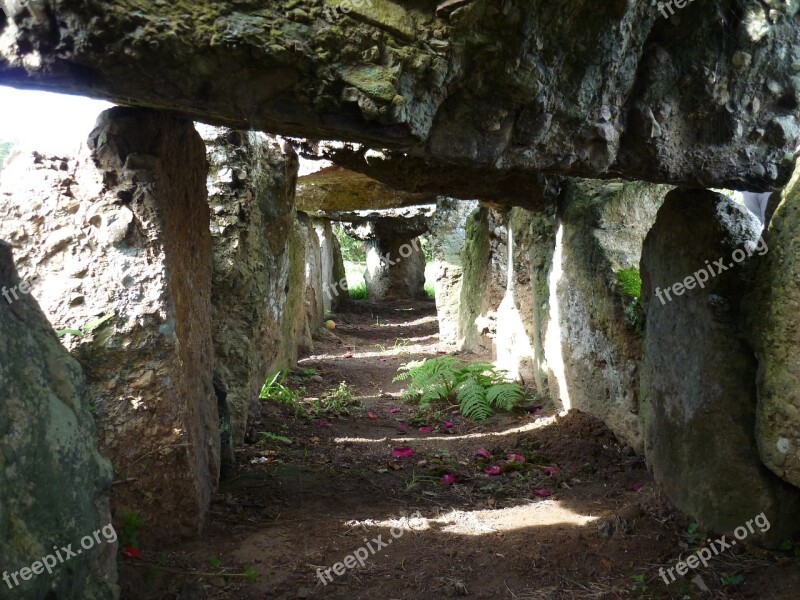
[424,281,435,299]
[615,267,641,300]
[348,281,368,300]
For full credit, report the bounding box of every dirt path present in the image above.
[120,300,799,599]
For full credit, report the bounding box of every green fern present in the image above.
[393,356,525,420]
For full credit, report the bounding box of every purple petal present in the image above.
[507,453,525,463]
[484,465,501,476]
[475,448,491,460]
[626,482,643,492]
[442,421,454,429]
[391,447,414,458]
[389,407,400,414]
[542,465,560,475]
[441,473,456,485]
[533,488,553,497]
[419,426,433,433]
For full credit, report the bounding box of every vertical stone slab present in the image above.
[429,198,479,347]
[313,219,347,313]
[0,107,219,541]
[640,189,800,545]
[749,161,800,488]
[0,242,118,598]
[203,127,299,469]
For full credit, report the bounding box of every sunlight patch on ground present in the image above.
[347,500,597,536]
[333,416,557,444]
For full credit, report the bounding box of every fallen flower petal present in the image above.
[367,411,377,419]
[475,448,491,460]
[314,419,332,427]
[389,407,400,414]
[396,422,409,432]
[419,426,433,433]
[392,447,414,458]
[507,453,525,463]
[484,465,501,475]
[121,545,141,559]
[343,353,354,358]
[441,473,456,485]
[442,421,454,429]
[626,482,643,492]
[533,488,553,497]
[542,465,560,475]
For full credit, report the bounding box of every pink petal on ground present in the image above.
[389,407,400,414]
[542,465,560,475]
[367,411,377,419]
[343,353,354,359]
[314,419,332,427]
[391,447,414,458]
[475,448,491,460]
[442,421,454,429]
[533,488,553,497]
[441,473,456,485]
[419,426,433,433]
[626,482,643,492]
[379,358,387,362]
[507,453,526,463]
[484,465,501,476]
[396,422,409,432]
[437,350,448,355]
[532,406,542,414]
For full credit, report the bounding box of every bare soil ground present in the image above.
[119,299,800,599]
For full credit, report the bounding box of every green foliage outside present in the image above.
[394,356,525,420]
[348,281,368,299]
[615,267,643,331]
[334,224,365,262]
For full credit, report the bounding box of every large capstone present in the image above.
[640,188,800,546]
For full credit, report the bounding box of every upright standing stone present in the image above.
[640,189,800,545]
[749,161,800,489]
[0,107,219,542]
[0,242,118,598]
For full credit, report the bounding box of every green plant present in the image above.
[334,224,366,262]
[258,431,292,445]
[615,268,643,332]
[56,311,115,338]
[394,356,525,420]
[121,512,145,548]
[424,281,436,299]
[319,381,360,416]
[348,281,368,300]
[259,371,307,417]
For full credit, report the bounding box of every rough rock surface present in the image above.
[314,218,347,313]
[203,126,300,471]
[553,180,666,451]
[346,210,431,300]
[428,198,478,346]
[0,107,219,542]
[2,1,799,193]
[0,243,118,598]
[749,161,800,488]
[640,189,800,545]
[297,167,434,213]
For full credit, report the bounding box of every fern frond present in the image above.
[486,383,525,411]
[457,380,492,420]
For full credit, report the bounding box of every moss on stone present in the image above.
[615,267,641,300]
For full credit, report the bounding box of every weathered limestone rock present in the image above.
[428,198,479,346]
[298,213,325,343]
[0,107,219,542]
[3,1,799,194]
[203,127,299,472]
[297,167,435,214]
[314,219,347,313]
[0,242,118,599]
[552,180,666,451]
[749,161,800,488]
[640,189,800,545]
[345,208,432,300]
